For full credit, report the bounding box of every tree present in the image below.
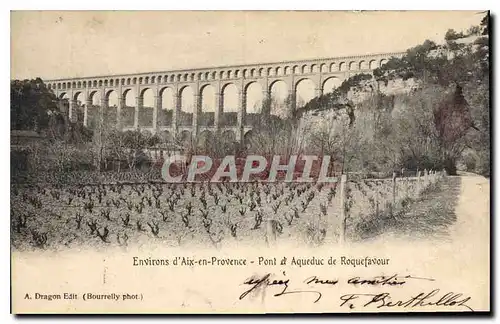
[90,105,108,171]
[11,78,58,131]
[307,109,363,173]
[480,13,489,35]
[370,14,489,174]
[106,130,129,172]
[122,130,148,170]
[445,29,465,42]
[148,134,162,147]
[244,94,300,157]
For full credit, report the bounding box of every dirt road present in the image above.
[450,174,490,244]
[354,173,490,245]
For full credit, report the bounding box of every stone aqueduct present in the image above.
[47,51,404,142]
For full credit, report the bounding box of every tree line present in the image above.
[296,13,489,176]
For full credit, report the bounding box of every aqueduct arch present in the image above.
[47,51,404,140]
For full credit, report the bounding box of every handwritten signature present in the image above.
[239,273,473,311]
[340,289,473,311]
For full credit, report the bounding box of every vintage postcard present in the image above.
[10,10,490,314]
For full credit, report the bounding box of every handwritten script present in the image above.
[239,273,473,311]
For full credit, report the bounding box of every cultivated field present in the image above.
[10,170,444,251]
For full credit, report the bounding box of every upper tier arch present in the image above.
[46,52,405,95]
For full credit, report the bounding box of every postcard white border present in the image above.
[4,1,498,323]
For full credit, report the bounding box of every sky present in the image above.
[10,10,484,113]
